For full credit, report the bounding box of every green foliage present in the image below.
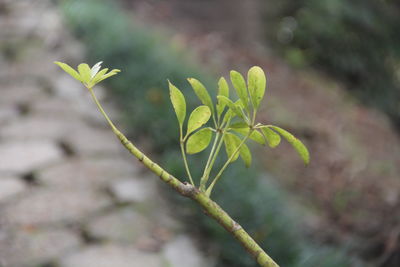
[168,81,186,127]
[186,128,213,154]
[260,126,281,148]
[264,0,400,123]
[187,78,215,116]
[55,61,120,88]
[267,126,309,164]
[230,70,249,110]
[54,61,120,88]
[247,66,267,109]
[169,66,309,194]
[224,133,252,167]
[186,106,211,135]
[216,77,230,118]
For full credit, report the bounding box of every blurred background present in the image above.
[0,0,399,266]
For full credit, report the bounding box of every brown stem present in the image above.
[114,129,279,267]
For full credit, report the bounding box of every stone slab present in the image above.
[4,188,111,226]
[109,177,157,203]
[0,176,26,203]
[0,228,80,267]
[87,207,151,244]
[163,235,211,267]
[59,244,162,267]
[0,140,63,174]
[37,157,139,189]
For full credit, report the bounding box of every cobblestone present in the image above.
[1,228,81,267]
[0,176,26,203]
[0,0,209,266]
[0,141,63,174]
[59,245,162,267]
[109,176,157,203]
[87,207,151,244]
[163,235,211,267]
[4,188,110,226]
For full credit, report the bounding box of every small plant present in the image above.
[168,68,309,196]
[55,61,309,267]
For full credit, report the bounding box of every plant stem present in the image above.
[206,130,252,196]
[88,88,279,267]
[88,87,117,130]
[201,115,232,190]
[200,131,220,191]
[202,129,225,187]
[180,136,195,186]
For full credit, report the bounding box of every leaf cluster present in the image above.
[54,61,120,88]
[169,66,309,195]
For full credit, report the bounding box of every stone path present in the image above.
[0,1,210,266]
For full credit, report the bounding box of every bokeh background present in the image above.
[1,0,399,266]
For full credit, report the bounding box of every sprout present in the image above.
[54,61,120,88]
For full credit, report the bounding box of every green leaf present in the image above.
[187,105,211,135]
[232,127,266,145]
[91,68,109,84]
[168,81,186,127]
[230,70,248,110]
[247,66,266,109]
[268,126,310,164]
[217,96,244,119]
[187,78,214,114]
[186,128,212,154]
[222,109,235,124]
[224,133,240,162]
[229,122,248,129]
[77,63,92,84]
[224,133,252,166]
[54,61,82,82]
[96,69,121,83]
[239,143,252,167]
[216,77,229,117]
[260,126,281,148]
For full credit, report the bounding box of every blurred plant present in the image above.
[264,0,400,124]
[55,60,310,267]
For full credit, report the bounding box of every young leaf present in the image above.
[187,78,214,114]
[230,70,248,110]
[224,133,252,166]
[186,128,213,154]
[268,126,310,164]
[217,96,244,119]
[260,126,281,148]
[247,66,266,109]
[92,68,109,84]
[234,100,249,122]
[216,77,229,117]
[96,69,121,83]
[239,143,252,167]
[187,105,211,135]
[224,133,240,162]
[232,127,266,145]
[54,61,82,82]
[90,61,103,78]
[229,122,248,129]
[222,109,235,124]
[168,81,186,127]
[78,63,91,84]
